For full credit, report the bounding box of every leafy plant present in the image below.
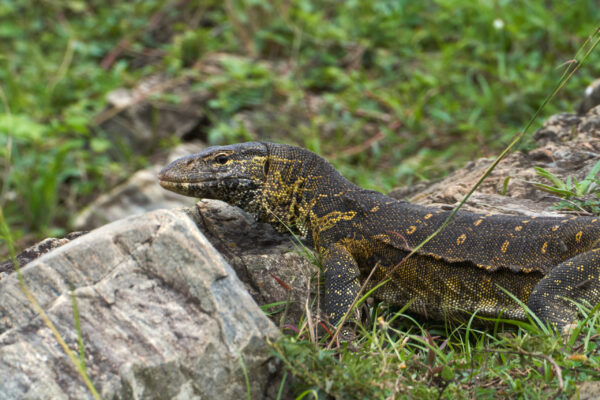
[530,160,600,213]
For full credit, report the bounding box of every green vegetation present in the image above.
[531,160,600,214]
[273,306,600,399]
[1,1,600,398]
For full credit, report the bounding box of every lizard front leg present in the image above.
[322,243,362,327]
[528,248,600,328]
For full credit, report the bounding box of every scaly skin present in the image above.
[158,142,600,327]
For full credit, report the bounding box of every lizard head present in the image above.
[158,142,269,208]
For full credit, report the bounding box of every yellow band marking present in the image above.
[424,213,433,220]
[456,233,467,245]
[474,219,483,226]
[575,231,583,243]
[514,226,522,231]
[501,240,509,253]
[552,225,559,231]
[541,242,548,254]
[316,211,357,232]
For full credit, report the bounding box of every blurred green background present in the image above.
[0,0,599,244]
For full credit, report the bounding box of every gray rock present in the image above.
[195,199,316,329]
[532,113,580,146]
[578,105,600,134]
[0,231,86,279]
[390,104,600,216]
[0,208,281,399]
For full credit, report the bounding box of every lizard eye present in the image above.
[215,154,229,164]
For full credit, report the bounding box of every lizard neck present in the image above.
[256,143,354,241]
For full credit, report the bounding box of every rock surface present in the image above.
[390,105,600,215]
[195,199,316,328]
[573,380,600,400]
[0,231,86,279]
[0,208,282,399]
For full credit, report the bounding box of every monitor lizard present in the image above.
[158,142,600,329]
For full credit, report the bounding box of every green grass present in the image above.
[272,303,600,399]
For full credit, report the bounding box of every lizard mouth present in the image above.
[158,177,251,185]
[158,174,221,197]
[158,177,256,198]
[158,176,215,185]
